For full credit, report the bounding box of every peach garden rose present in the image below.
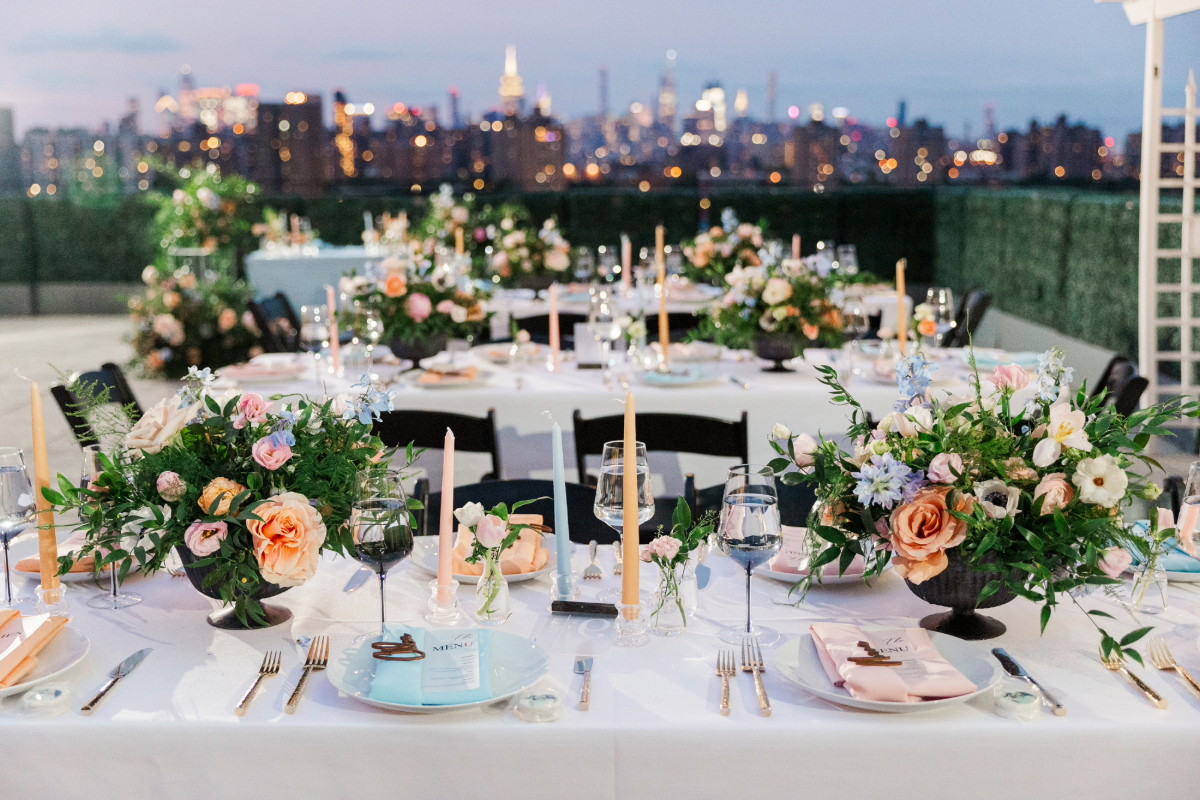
[888,486,974,584]
[198,477,247,517]
[246,491,327,586]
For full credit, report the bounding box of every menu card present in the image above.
[422,631,481,694]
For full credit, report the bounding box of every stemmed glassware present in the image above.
[588,288,621,384]
[83,445,142,610]
[350,470,414,630]
[593,441,654,603]
[836,244,859,276]
[717,465,782,646]
[299,305,329,354]
[842,296,870,380]
[925,287,956,347]
[0,447,34,610]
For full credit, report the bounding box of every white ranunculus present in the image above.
[1072,455,1127,508]
[544,248,570,271]
[771,423,791,441]
[793,432,819,468]
[454,501,485,529]
[125,397,198,455]
[905,406,934,434]
[449,305,468,323]
[761,277,793,306]
[142,265,159,285]
[973,479,1021,519]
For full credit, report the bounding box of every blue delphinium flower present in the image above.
[894,352,936,403]
[852,453,912,510]
[345,376,397,425]
[268,429,295,448]
[721,207,739,233]
[1034,347,1074,403]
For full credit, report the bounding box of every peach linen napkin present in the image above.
[0,613,68,688]
[768,526,865,577]
[14,528,106,575]
[810,622,976,703]
[451,514,550,576]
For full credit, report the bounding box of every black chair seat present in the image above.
[948,289,992,347]
[51,362,144,448]
[248,292,301,353]
[374,409,501,482]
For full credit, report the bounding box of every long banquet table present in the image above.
[5,535,1200,800]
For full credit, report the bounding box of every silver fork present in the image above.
[582,540,603,580]
[1149,638,1200,699]
[235,651,281,716]
[742,636,771,717]
[285,635,329,714]
[717,650,735,716]
[612,541,623,576]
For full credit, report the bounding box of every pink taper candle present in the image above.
[325,284,341,372]
[792,234,801,261]
[620,234,631,293]
[548,283,560,370]
[438,428,455,602]
[895,259,907,355]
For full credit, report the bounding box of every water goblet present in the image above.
[0,447,34,610]
[593,441,654,603]
[925,287,956,346]
[717,465,782,646]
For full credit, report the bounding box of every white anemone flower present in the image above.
[973,479,1021,519]
[1071,455,1127,508]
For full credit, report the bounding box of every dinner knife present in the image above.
[343,568,372,593]
[992,648,1066,716]
[81,648,152,716]
[574,656,594,711]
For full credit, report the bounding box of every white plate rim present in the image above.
[327,630,549,713]
[1166,570,1200,583]
[0,626,90,698]
[775,630,999,713]
[410,539,557,584]
[757,562,891,586]
[406,368,494,390]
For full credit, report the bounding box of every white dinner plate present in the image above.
[327,630,549,713]
[0,627,90,698]
[407,366,494,389]
[775,631,999,713]
[409,538,558,584]
[636,366,723,388]
[1167,570,1200,583]
[757,562,891,586]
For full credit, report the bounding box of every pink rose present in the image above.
[184,520,228,557]
[252,435,293,470]
[246,492,327,586]
[1032,473,1074,516]
[436,299,456,315]
[989,364,1030,392]
[1098,547,1132,579]
[475,514,507,549]
[792,433,818,468]
[233,392,271,429]
[405,292,432,322]
[156,471,187,502]
[927,453,963,484]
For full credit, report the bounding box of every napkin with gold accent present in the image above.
[810,622,976,703]
[368,625,493,706]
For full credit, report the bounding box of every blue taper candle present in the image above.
[551,423,572,580]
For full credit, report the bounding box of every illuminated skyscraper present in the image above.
[333,91,356,178]
[254,93,326,197]
[657,54,677,132]
[499,46,524,116]
[0,108,20,196]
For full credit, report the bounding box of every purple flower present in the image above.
[902,470,928,503]
[851,453,912,510]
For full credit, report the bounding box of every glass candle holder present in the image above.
[35,583,68,615]
[549,571,580,603]
[613,599,649,648]
[424,578,463,626]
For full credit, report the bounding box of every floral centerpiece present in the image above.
[769,348,1196,657]
[478,213,572,288]
[640,499,716,634]
[43,368,408,627]
[415,184,473,255]
[453,500,540,625]
[680,208,768,286]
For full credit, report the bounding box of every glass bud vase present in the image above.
[475,552,510,626]
[1129,559,1168,615]
[651,561,694,636]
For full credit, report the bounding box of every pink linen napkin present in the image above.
[810,622,977,703]
[767,526,865,577]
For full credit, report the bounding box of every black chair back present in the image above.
[249,292,301,353]
[777,479,818,527]
[515,314,588,348]
[51,362,144,448]
[572,410,749,486]
[374,409,501,481]
[1090,356,1147,417]
[413,478,615,543]
[666,312,701,343]
[948,289,992,347]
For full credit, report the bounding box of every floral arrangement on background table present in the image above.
[415,184,473,256]
[641,499,716,634]
[150,161,260,255]
[476,210,572,287]
[768,347,1198,657]
[43,368,408,627]
[680,208,769,286]
[453,499,540,624]
[693,252,844,359]
[341,257,491,360]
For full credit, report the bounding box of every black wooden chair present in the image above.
[1090,356,1148,417]
[777,478,818,528]
[947,289,992,347]
[515,313,587,349]
[573,409,748,526]
[411,478,618,543]
[374,409,501,482]
[248,292,302,353]
[51,362,144,448]
[665,311,701,343]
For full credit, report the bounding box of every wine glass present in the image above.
[574,247,594,283]
[299,305,329,354]
[717,465,782,645]
[593,441,654,603]
[82,445,141,610]
[925,287,956,347]
[359,306,384,379]
[836,244,859,276]
[0,447,34,610]
[588,288,621,383]
[350,470,414,630]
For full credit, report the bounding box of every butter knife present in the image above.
[574,656,594,711]
[343,568,372,593]
[81,648,152,716]
[993,648,1066,716]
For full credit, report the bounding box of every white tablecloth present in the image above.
[245,246,376,307]
[4,535,1199,800]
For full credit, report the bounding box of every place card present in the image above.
[422,631,481,694]
[777,526,809,570]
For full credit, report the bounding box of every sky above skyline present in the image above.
[1,1,1198,141]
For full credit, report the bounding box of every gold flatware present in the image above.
[582,540,603,580]
[1149,638,1200,699]
[612,541,623,576]
[574,656,594,711]
[236,651,281,716]
[285,635,329,714]
[1100,651,1167,709]
[741,636,771,717]
[717,650,735,716]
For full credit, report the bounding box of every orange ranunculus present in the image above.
[917,318,937,337]
[465,303,486,322]
[246,492,327,586]
[198,477,247,517]
[802,322,820,340]
[383,274,407,298]
[888,486,973,583]
[823,309,843,328]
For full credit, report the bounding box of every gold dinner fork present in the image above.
[235,651,281,716]
[285,636,329,714]
[582,540,603,580]
[741,636,771,717]
[612,541,623,576]
[1100,651,1167,709]
[1148,638,1200,699]
[717,650,735,716]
